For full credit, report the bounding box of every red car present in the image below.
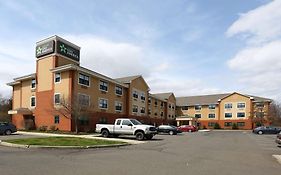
[177,125,197,132]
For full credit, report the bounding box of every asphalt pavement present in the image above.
[0,131,280,175]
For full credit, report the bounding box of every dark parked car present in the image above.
[177,125,198,132]
[157,125,182,135]
[253,126,281,135]
[276,132,281,145]
[0,122,17,135]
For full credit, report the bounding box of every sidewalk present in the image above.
[16,131,145,144]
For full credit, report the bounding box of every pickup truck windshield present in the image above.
[130,119,142,125]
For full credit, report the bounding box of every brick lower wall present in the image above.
[12,114,25,130]
[198,119,253,130]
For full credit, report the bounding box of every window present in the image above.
[154,101,158,106]
[99,80,108,91]
[80,117,89,125]
[116,120,121,125]
[208,114,215,118]
[115,101,122,112]
[31,96,36,107]
[140,93,145,101]
[208,104,216,109]
[99,98,108,109]
[169,104,171,108]
[133,105,138,113]
[208,122,215,127]
[54,93,60,105]
[225,103,232,109]
[78,94,90,106]
[115,86,122,96]
[237,112,245,118]
[225,113,232,118]
[195,105,202,110]
[182,106,188,110]
[122,120,132,126]
[148,108,151,115]
[160,102,164,107]
[161,112,163,117]
[140,107,145,114]
[237,122,245,127]
[172,105,175,110]
[148,98,151,104]
[155,112,158,116]
[133,91,138,99]
[54,115,60,124]
[78,73,90,86]
[195,114,201,118]
[224,122,232,127]
[31,78,36,89]
[54,73,61,83]
[237,103,245,108]
[256,103,264,108]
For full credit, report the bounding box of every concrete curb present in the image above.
[0,140,130,149]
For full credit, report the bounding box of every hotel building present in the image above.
[7,36,271,131]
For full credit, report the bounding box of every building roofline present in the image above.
[13,73,36,81]
[36,35,81,50]
[50,64,129,88]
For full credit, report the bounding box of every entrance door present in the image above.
[23,115,35,130]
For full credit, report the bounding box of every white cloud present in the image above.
[227,0,281,100]
[226,0,281,44]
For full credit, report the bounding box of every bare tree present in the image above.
[54,95,93,134]
[268,101,281,126]
[0,94,12,122]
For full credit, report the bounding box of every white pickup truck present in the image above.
[96,118,157,140]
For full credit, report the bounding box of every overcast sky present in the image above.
[0,0,280,101]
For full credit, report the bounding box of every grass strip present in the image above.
[5,137,124,146]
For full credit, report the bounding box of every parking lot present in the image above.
[0,131,280,175]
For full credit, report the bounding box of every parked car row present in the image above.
[252,126,281,135]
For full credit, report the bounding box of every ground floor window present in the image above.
[54,115,60,124]
[99,117,107,124]
[208,122,215,127]
[237,122,245,127]
[224,122,232,127]
[79,117,89,125]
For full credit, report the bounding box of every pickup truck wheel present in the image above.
[145,134,153,140]
[101,129,110,138]
[135,131,145,140]
[169,130,174,135]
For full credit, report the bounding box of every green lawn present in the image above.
[6,137,124,146]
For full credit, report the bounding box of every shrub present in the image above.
[203,125,207,129]
[232,123,238,130]
[38,125,48,132]
[214,123,221,129]
[49,125,57,131]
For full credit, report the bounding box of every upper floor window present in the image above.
[154,100,158,106]
[182,106,188,110]
[115,101,122,112]
[255,103,264,108]
[99,98,108,109]
[225,113,232,118]
[237,103,245,109]
[148,108,151,115]
[99,80,108,92]
[208,104,216,109]
[195,114,201,118]
[31,79,36,89]
[115,86,122,96]
[78,94,90,106]
[54,73,61,83]
[140,93,145,101]
[171,104,175,110]
[160,102,164,107]
[133,91,138,99]
[54,93,60,105]
[169,104,171,108]
[140,107,145,114]
[133,105,138,113]
[78,73,90,86]
[237,112,245,118]
[195,105,202,110]
[148,98,151,104]
[161,112,164,117]
[208,114,215,118]
[30,96,36,107]
[225,103,232,109]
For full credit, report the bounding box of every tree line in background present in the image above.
[0,94,12,122]
[268,101,281,126]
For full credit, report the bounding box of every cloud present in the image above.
[226,0,281,44]
[227,0,281,100]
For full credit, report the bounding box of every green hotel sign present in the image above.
[36,40,80,62]
[57,40,80,62]
[36,41,55,58]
